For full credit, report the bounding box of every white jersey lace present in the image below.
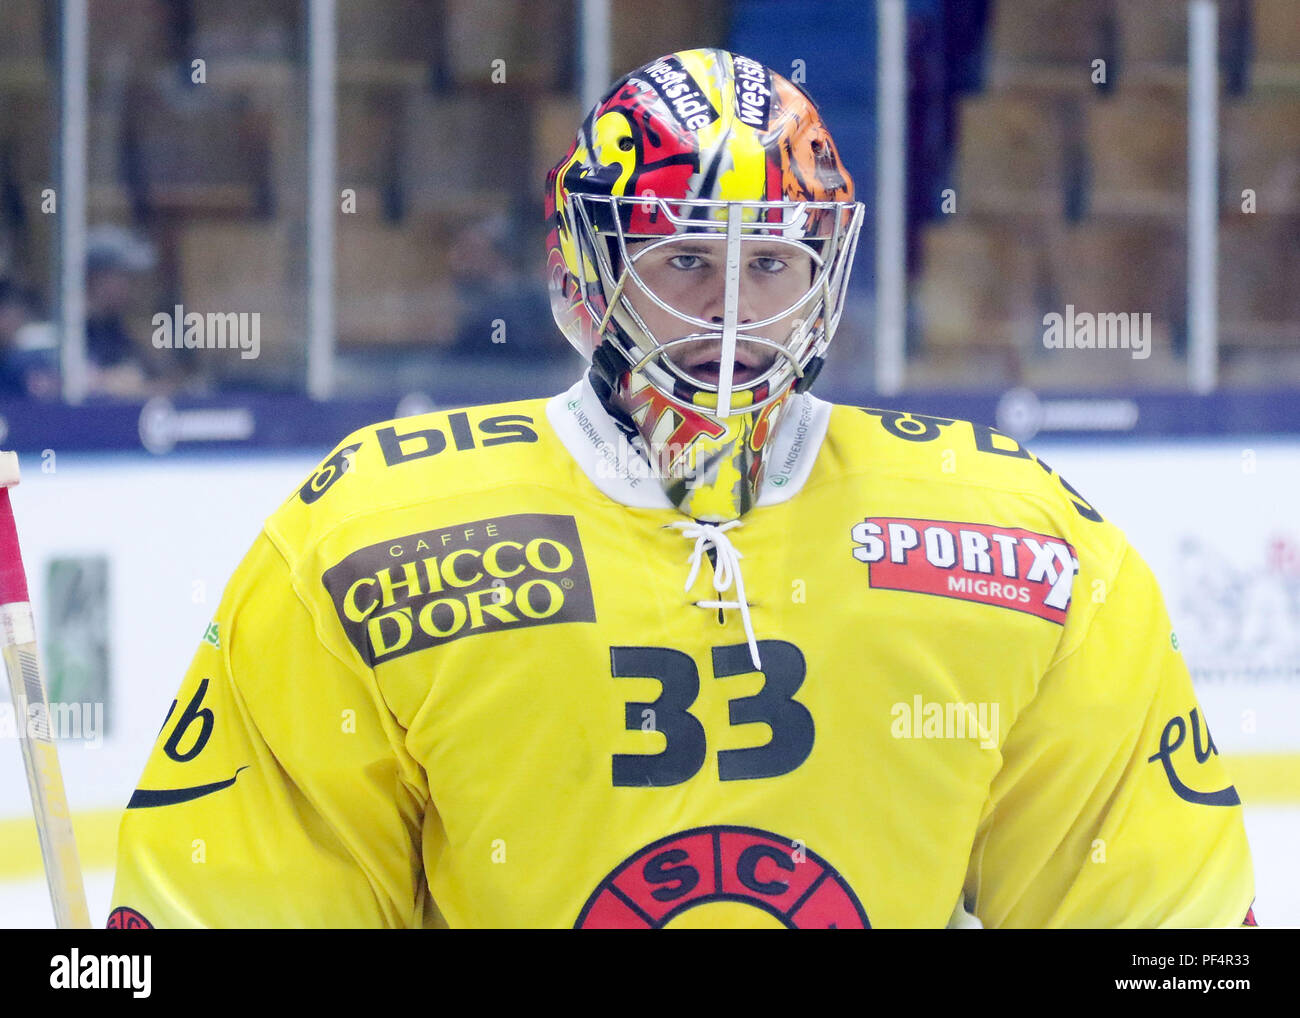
[666,518,761,670]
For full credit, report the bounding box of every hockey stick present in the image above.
[0,451,91,929]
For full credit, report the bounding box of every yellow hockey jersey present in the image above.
[108,375,1255,928]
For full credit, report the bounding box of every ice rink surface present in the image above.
[4,804,1296,929]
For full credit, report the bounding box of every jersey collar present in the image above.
[545,373,830,511]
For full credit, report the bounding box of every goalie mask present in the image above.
[544,48,863,521]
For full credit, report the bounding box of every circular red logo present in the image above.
[576,825,869,928]
[106,906,153,929]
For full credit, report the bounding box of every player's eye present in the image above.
[751,256,787,273]
[667,254,706,270]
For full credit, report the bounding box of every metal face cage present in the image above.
[569,194,865,417]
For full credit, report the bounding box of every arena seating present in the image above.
[918,0,1300,386]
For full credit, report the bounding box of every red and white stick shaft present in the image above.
[0,452,91,929]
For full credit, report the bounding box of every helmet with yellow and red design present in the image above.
[544,48,864,422]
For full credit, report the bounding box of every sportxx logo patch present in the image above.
[323,513,596,666]
[850,517,1078,624]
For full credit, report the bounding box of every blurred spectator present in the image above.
[83,225,165,399]
[0,279,59,400]
[446,214,558,360]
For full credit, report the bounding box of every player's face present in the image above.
[622,237,814,386]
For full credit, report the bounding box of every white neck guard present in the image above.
[545,373,830,512]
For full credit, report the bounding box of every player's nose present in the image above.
[702,281,757,327]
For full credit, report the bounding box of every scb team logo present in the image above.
[106,906,153,929]
[576,825,869,928]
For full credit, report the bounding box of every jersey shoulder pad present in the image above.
[265,395,552,555]
[834,403,1102,513]
[829,402,1128,580]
